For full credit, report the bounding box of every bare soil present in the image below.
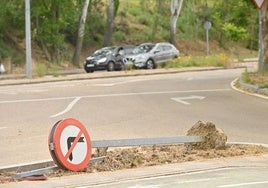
[47,144,268,177]
[86,144,268,173]
[1,144,268,183]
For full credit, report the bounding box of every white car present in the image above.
[126,42,179,69]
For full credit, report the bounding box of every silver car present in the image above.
[127,42,179,69]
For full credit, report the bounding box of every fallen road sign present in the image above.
[48,118,92,172]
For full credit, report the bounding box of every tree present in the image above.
[72,0,90,67]
[104,0,115,46]
[169,0,183,46]
[259,0,268,72]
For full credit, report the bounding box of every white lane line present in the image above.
[0,127,7,130]
[50,97,81,118]
[0,90,18,95]
[93,78,149,87]
[0,88,231,104]
[218,181,268,187]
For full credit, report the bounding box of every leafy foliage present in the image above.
[0,0,260,67]
[166,53,229,68]
[222,23,248,42]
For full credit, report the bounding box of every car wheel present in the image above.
[146,59,154,69]
[107,62,115,71]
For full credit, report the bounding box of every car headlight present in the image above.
[97,57,107,63]
[86,56,93,60]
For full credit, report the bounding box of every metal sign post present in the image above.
[252,0,265,72]
[204,21,212,56]
[25,0,32,78]
[258,9,264,72]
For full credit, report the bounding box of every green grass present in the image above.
[34,63,47,77]
[242,71,268,88]
[165,54,230,69]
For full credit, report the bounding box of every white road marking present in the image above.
[186,77,193,81]
[0,127,7,130]
[50,97,81,118]
[93,78,149,87]
[218,181,268,187]
[0,88,230,104]
[0,91,17,95]
[171,95,205,105]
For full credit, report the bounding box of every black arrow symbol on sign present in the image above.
[67,136,84,161]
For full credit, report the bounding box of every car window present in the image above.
[92,47,116,57]
[123,46,136,55]
[155,45,164,52]
[163,45,172,51]
[133,44,155,54]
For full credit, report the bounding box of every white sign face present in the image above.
[60,125,88,164]
[253,0,265,9]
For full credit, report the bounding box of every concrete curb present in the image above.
[238,78,268,96]
[0,67,223,86]
[231,78,268,99]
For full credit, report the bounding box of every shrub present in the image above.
[113,31,126,42]
[165,54,229,69]
[137,15,151,26]
[35,63,47,77]
[50,64,60,77]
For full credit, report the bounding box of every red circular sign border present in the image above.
[48,120,65,169]
[52,118,92,171]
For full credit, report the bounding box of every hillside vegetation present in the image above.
[0,0,259,74]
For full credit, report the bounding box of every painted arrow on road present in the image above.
[171,95,205,105]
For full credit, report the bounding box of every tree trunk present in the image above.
[259,0,268,72]
[35,16,51,61]
[169,0,183,46]
[72,0,90,67]
[104,0,115,46]
[51,0,61,64]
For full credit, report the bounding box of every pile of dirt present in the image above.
[186,121,227,150]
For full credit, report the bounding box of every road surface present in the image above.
[0,69,267,167]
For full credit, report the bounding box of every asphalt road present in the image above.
[3,155,268,188]
[88,167,268,188]
[0,68,268,167]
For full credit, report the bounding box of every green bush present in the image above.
[165,54,229,69]
[113,31,126,42]
[129,7,140,17]
[222,23,249,42]
[137,15,151,26]
[50,64,60,77]
[35,63,47,77]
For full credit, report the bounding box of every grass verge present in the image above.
[242,71,268,88]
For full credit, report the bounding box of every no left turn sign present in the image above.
[48,118,92,171]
